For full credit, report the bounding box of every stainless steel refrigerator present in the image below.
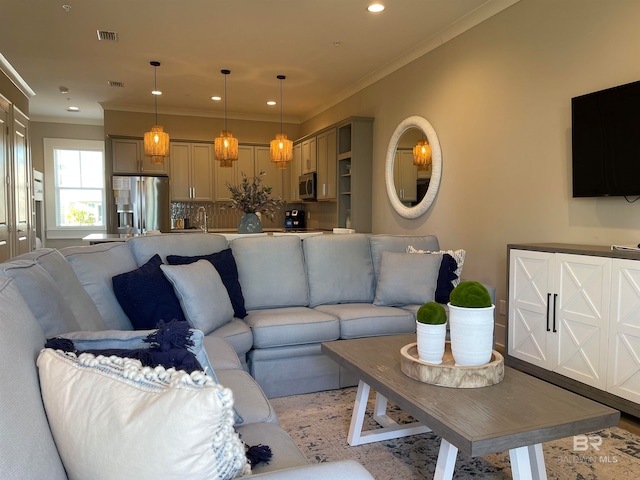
[109,175,170,234]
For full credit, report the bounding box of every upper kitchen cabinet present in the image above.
[169,142,213,201]
[337,117,373,232]
[254,146,285,200]
[111,137,168,175]
[301,136,317,174]
[215,145,285,202]
[214,145,254,201]
[287,142,302,202]
[316,128,337,201]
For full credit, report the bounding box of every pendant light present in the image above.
[270,75,293,169]
[215,69,238,167]
[413,138,432,171]
[143,61,170,165]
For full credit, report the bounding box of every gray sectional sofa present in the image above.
[0,232,493,479]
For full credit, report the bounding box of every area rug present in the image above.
[270,387,640,479]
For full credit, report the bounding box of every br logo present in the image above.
[573,434,602,452]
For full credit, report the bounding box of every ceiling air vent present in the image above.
[108,81,125,88]
[97,30,118,42]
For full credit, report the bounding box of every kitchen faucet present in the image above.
[198,206,208,233]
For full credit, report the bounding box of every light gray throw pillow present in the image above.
[373,251,442,306]
[161,260,234,335]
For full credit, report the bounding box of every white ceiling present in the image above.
[0,0,518,124]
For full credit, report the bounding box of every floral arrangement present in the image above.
[225,171,284,220]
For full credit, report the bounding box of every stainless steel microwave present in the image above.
[299,172,316,201]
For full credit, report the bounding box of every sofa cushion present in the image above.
[37,348,250,480]
[0,277,68,480]
[315,303,416,339]
[373,251,441,306]
[231,236,309,310]
[244,307,340,348]
[208,319,254,357]
[112,254,186,329]
[17,248,105,331]
[304,234,375,307]
[62,242,138,330]
[127,232,229,265]
[167,248,247,318]
[215,369,279,425]
[161,260,234,335]
[235,422,308,475]
[0,260,81,336]
[369,234,440,282]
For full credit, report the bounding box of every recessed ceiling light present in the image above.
[211,96,221,101]
[267,100,276,106]
[151,90,162,95]
[367,3,385,13]
[66,106,80,112]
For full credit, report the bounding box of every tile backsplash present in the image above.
[171,201,338,231]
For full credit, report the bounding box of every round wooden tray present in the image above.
[400,341,504,388]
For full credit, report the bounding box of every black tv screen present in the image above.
[572,80,640,197]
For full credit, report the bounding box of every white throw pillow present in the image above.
[407,246,466,286]
[373,251,441,306]
[160,260,234,335]
[37,348,250,480]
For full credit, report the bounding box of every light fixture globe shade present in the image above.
[144,125,170,164]
[270,133,293,166]
[413,139,432,171]
[214,130,239,165]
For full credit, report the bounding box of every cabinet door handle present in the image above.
[546,293,551,332]
[552,293,558,333]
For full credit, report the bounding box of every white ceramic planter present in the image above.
[448,303,495,367]
[416,321,447,364]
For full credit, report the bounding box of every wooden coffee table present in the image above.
[321,334,619,480]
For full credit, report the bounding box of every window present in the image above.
[44,139,105,238]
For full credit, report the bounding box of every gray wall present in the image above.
[299,0,640,346]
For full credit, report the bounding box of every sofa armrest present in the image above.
[251,460,374,479]
[203,334,243,370]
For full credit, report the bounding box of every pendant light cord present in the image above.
[223,71,228,132]
[154,65,158,125]
[279,78,283,134]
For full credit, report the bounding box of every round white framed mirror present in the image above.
[384,116,442,219]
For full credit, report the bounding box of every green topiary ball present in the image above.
[416,301,447,325]
[449,281,492,308]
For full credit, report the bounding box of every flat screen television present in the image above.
[572,80,640,197]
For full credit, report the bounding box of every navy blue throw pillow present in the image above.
[166,248,247,318]
[435,253,459,304]
[112,254,186,329]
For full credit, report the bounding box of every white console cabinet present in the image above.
[507,244,640,416]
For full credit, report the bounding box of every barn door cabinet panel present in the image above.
[507,243,640,416]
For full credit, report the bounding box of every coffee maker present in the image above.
[284,209,305,230]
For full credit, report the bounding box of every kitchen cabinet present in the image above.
[254,146,285,200]
[287,142,302,202]
[507,243,640,416]
[214,145,286,201]
[337,118,373,232]
[393,149,417,203]
[215,145,253,201]
[169,142,213,201]
[316,129,337,201]
[112,138,168,175]
[301,136,317,174]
